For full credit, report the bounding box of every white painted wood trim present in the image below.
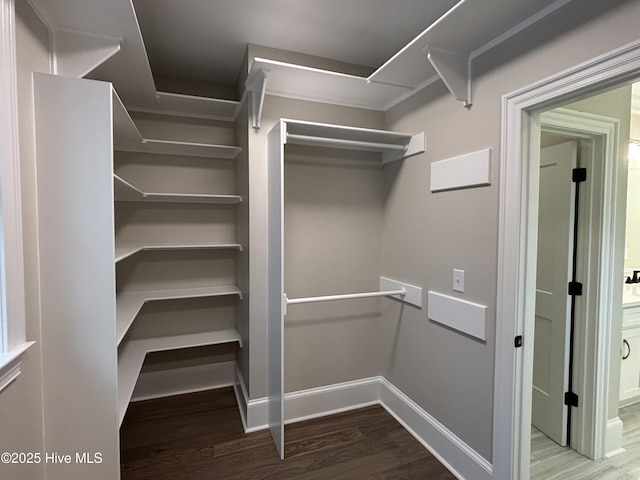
[379,276,423,308]
[604,417,625,458]
[427,291,487,341]
[495,39,640,480]
[52,27,121,78]
[233,364,270,433]
[540,109,620,459]
[245,376,492,479]
[283,377,380,425]
[130,361,236,402]
[430,148,491,192]
[379,378,492,480]
[0,341,34,392]
[0,0,27,354]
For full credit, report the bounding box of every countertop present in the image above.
[623,283,640,307]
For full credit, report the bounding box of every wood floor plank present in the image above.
[120,387,456,479]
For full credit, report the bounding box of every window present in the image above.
[0,0,33,392]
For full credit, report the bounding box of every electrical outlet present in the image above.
[453,269,465,293]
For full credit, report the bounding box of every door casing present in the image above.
[539,109,620,458]
[493,40,640,480]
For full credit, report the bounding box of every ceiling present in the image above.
[30,0,590,110]
[131,0,461,86]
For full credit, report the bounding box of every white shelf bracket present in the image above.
[246,67,268,130]
[425,46,472,109]
[53,27,121,78]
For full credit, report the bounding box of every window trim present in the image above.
[0,0,33,390]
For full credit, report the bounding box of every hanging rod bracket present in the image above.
[425,45,472,109]
[246,67,268,130]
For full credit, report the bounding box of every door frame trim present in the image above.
[539,108,620,459]
[493,39,640,480]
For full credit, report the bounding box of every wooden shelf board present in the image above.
[116,285,242,346]
[113,174,242,204]
[135,192,242,204]
[249,58,411,112]
[285,119,412,145]
[117,327,242,426]
[368,0,573,97]
[112,88,143,149]
[116,138,241,159]
[155,91,241,120]
[282,119,425,164]
[115,242,243,263]
[117,340,147,426]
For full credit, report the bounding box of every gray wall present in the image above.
[0,1,49,479]
[283,145,386,391]
[380,0,640,461]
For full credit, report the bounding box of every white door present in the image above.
[532,141,578,446]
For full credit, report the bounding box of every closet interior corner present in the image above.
[113,92,247,425]
[34,71,249,459]
[266,118,425,458]
[33,63,427,474]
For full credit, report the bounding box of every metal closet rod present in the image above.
[286,288,406,305]
[286,133,408,152]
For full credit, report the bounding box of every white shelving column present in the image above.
[112,102,246,424]
[34,73,120,479]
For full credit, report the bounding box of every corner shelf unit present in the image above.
[34,73,247,462]
[112,86,245,424]
[118,327,243,425]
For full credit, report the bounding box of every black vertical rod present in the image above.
[566,169,583,447]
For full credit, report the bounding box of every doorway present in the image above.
[492,40,640,480]
[530,101,625,465]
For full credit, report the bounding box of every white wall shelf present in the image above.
[283,119,425,164]
[115,242,243,263]
[113,174,242,204]
[112,88,144,149]
[116,285,243,346]
[246,58,410,128]
[112,90,242,158]
[117,138,241,159]
[244,1,576,119]
[117,327,242,425]
[128,91,242,122]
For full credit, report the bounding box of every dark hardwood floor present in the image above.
[120,387,456,479]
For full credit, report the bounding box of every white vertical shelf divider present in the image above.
[34,73,120,478]
[267,119,425,459]
[267,119,286,460]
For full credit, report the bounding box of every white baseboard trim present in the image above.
[141,364,493,478]
[379,378,492,480]
[234,365,269,433]
[283,377,381,425]
[130,361,236,402]
[237,373,492,479]
[605,417,625,458]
